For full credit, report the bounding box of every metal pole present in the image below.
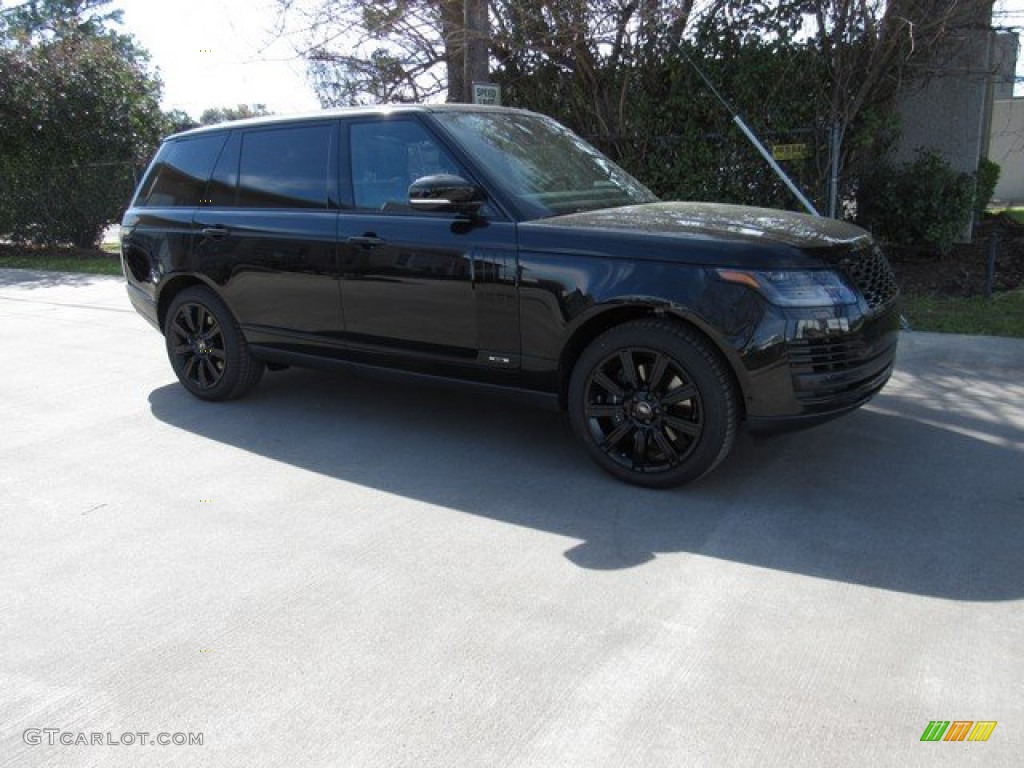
[985,232,998,299]
[829,122,840,219]
[679,45,821,218]
[733,116,820,217]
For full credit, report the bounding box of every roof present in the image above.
[170,103,539,140]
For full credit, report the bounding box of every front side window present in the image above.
[237,124,331,208]
[433,111,657,219]
[349,120,464,211]
[135,134,226,207]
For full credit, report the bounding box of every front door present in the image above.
[338,117,518,375]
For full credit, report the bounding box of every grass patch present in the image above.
[902,289,1024,338]
[0,243,122,276]
[996,208,1024,227]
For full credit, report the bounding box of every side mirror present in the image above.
[408,175,485,215]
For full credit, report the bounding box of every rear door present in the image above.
[192,120,344,354]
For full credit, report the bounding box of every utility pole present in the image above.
[442,0,488,103]
[463,0,489,101]
[441,0,466,103]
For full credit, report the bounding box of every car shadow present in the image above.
[148,363,1023,600]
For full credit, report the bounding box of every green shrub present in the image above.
[0,21,164,248]
[857,150,975,256]
[975,157,1001,215]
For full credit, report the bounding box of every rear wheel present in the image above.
[164,286,264,401]
[568,319,739,488]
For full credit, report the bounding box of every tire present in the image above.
[164,286,264,401]
[568,319,739,488]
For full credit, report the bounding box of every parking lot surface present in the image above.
[1,268,1022,767]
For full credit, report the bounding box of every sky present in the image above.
[8,0,1024,118]
[110,0,322,118]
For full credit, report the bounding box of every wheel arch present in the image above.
[557,302,748,416]
[156,274,221,332]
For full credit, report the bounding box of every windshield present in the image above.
[433,111,658,219]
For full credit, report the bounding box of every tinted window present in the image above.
[136,134,226,207]
[350,120,463,211]
[237,125,331,208]
[206,132,241,207]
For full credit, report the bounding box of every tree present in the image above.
[276,0,997,210]
[0,0,166,247]
[803,0,995,186]
[0,0,122,39]
[277,0,492,104]
[164,108,199,134]
[491,1,703,140]
[199,103,272,125]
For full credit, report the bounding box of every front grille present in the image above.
[837,247,898,310]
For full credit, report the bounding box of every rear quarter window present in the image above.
[134,134,227,207]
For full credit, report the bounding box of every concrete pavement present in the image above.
[1,268,1022,767]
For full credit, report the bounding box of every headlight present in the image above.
[715,268,858,308]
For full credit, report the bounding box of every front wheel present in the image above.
[568,319,739,488]
[164,286,264,401]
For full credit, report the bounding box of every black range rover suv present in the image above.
[121,105,899,488]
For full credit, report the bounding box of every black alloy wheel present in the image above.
[569,319,738,488]
[164,286,264,401]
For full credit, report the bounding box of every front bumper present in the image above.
[739,296,901,434]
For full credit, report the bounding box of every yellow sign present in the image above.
[772,143,810,161]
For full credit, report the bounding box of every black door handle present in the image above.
[347,235,384,248]
[200,226,229,239]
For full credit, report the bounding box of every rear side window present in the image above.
[237,125,331,208]
[134,134,226,207]
[206,132,242,207]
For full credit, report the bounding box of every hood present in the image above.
[532,201,872,251]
